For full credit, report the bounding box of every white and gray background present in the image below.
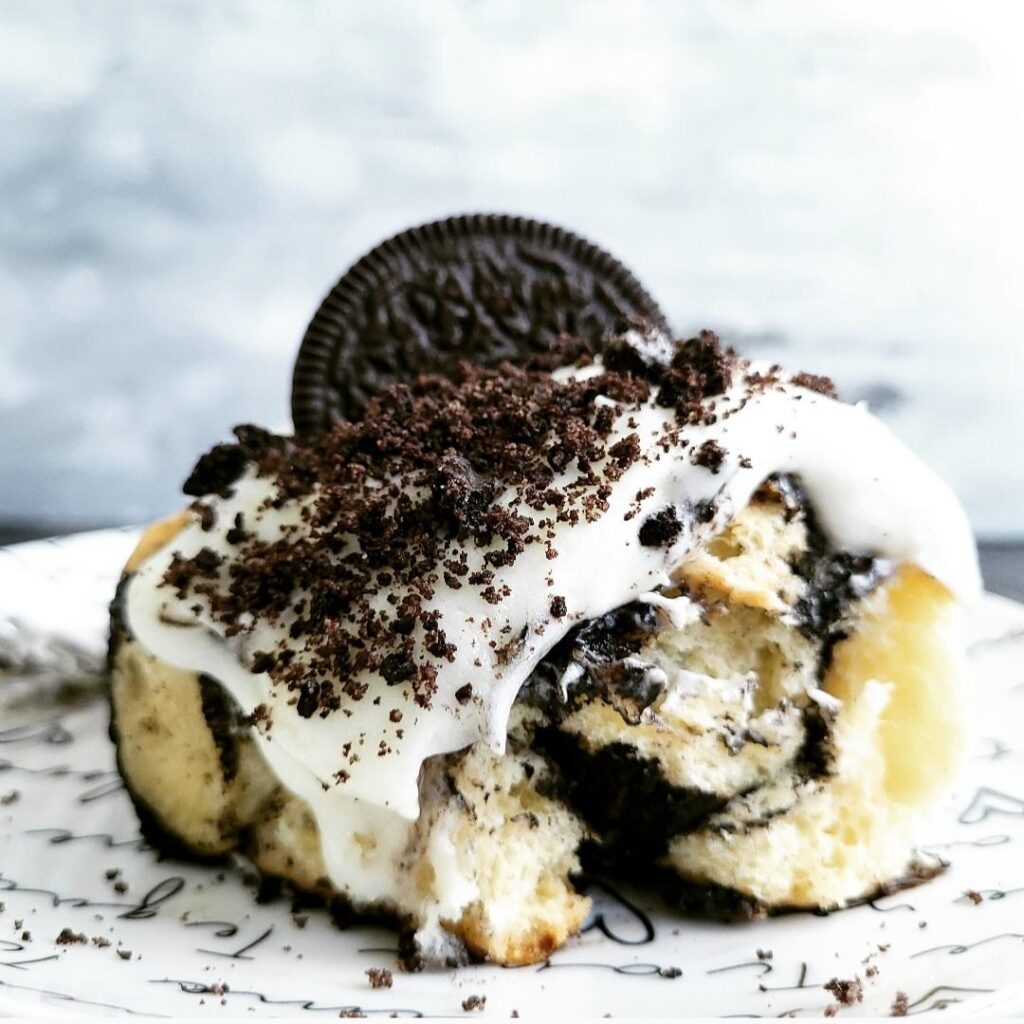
[1,1,1022,537]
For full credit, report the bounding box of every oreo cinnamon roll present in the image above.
[110,324,978,966]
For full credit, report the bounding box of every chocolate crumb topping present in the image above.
[638,507,683,548]
[156,329,850,755]
[692,439,727,473]
[250,651,275,675]
[225,512,250,545]
[191,501,217,531]
[163,546,222,598]
[655,331,736,425]
[166,332,747,719]
[791,370,838,399]
[248,703,272,733]
[366,967,393,989]
[183,443,248,498]
[183,425,288,499]
[824,976,864,1007]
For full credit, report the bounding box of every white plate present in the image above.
[1,530,1023,1018]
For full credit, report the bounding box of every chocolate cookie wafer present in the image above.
[291,213,669,433]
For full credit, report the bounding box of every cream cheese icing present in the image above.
[124,346,979,908]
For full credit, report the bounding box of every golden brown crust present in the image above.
[452,893,589,966]
[123,511,192,575]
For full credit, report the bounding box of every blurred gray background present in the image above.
[1,1,1022,538]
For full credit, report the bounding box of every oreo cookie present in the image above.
[291,213,670,434]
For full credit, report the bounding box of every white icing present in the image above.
[125,357,980,908]
[637,591,704,630]
[808,686,844,716]
[657,668,758,731]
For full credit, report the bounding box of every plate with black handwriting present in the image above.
[1,529,1024,1018]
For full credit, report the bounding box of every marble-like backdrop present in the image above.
[1,1,1021,534]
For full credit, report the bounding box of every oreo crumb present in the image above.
[964,889,983,905]
[91,936,111,948]
[249,703,272,732]
[824,976,863,1006]
[824,1005,838,1018]
[455,684,473,705]
[461,994,486,1012]
[792,371,838,399]
[251,650,276,675]
[891,991,909,1016]
[1,790,20,805]
[183,425,284,497]
[756,948,773,961]
[366,967,393,989]
[638,506,682,547]
[550,595,567,619]
[692,439,726,473]
[183,443,248,497]
[192,500,217,531]
[117,949,132,960]
[56,928,87,945]
[659,966,682,978]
